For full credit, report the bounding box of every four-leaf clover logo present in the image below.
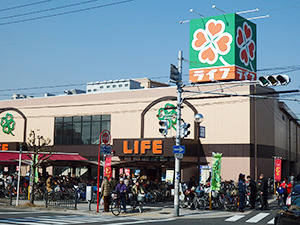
[192,19,233,66]
[236,22,256,71]
[1,113,15,136]
[157,103,177,130]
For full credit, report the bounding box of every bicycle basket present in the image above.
[111,193,118,199]
[137,194,145,202]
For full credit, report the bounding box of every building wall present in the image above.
[0,83,299,180]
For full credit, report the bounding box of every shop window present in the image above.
[54,114,111,145]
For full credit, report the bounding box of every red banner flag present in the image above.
[104,155,112,180]
[274,158,282,182]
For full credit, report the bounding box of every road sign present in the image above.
[100,145,111,155]
[174,153,183,159]
[100,130,111,145]
[199,126,205,138]
[173,145,185,154]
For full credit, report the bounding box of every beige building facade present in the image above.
[0,80,299,182]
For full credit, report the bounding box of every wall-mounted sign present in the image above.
[122,140,163,155]
[189,13,256,83]
[1,113,16,136]
[0,142,19,151]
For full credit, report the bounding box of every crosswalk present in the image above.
[0,214,175,225]
[225,212,275,224]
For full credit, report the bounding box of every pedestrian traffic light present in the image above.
[180,122,190,138]
[258,74,290,86]
[159,120,169,136]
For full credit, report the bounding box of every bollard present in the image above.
[75,191,78,210]
[45,190,48,208]
[9,185,13,205]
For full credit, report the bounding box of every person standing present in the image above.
[101,176,112,212]
[259,174,269,210]
[280,177,292,204]
[115,178,127,213]
[238,174,247,212]
[247,175,257,209]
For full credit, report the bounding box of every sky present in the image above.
[0,0,299,117]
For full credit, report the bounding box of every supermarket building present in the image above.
[0,78,299,182]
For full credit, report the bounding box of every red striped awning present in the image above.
[0,152,88,164]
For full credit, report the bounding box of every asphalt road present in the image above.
[0,197,281,225]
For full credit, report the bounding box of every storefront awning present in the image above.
[0,151,88,165]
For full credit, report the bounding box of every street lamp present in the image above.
[194,113,204,124]
[194,114,204,185]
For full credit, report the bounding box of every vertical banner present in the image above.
[124,168,130,177]
[274,158,282,182]
[104,155,112,180]
[211,153,222,191]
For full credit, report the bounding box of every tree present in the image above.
[27,129,51,204]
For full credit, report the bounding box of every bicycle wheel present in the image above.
[138,202,143,213]
[111,200,121,216]
[196,198,206,210]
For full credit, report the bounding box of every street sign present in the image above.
[100,130,111,145]
[173,145,185,154]
[199,126,205,138]
[174,153,183,159]
[100,145,111,155]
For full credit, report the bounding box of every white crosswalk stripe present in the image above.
[245,213,270,223]
[225,212,274,224]
[225,215,245,222]
[0,215,136,225]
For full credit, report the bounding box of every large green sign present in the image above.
[189,13,256,83]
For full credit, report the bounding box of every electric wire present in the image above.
[0,0,53,13]
[0,0,134,26]
[0,0,102,21]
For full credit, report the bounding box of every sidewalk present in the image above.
[0,195,277,220]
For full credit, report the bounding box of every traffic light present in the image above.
[180,122,190,138]
[258,75,290,86]
[159,120,169,136]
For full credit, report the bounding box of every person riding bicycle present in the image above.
[115,178,127,213]
[131,181,145,210]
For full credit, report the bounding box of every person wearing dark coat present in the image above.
[258,174,269,210]
[238,173,246,212]
[247,175,257,209]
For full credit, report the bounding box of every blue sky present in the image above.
[0,0,299,116]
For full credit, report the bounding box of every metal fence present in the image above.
[44,191,78,209]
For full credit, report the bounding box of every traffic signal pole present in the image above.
[174,50,183,217]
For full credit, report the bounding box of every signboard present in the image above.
[0,113,16,136]
[199,126,205,138]
[125,168,130,177]
[174,153,183,159]
[189,13,256,83]
[211,153,222,191]
[100,145,111,155]
[274,158,282,182]
[104,155,112,180]
[100,130,111,145]
[173,145,185,154]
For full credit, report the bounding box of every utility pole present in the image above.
[174,50,183,217]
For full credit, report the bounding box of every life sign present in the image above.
[122,140,163,155]
[189,13,256,83]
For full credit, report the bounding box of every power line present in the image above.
[0,0,102,21]
[0,0,53,13]
[0,0,134,26]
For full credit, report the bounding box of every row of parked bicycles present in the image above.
[179,181,261,211]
